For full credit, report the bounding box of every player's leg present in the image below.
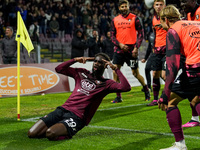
[112,52,123,83]
[161,73,200,149]
[180,55,200,127]
[46,111,85,141]
[28,119,48,138]
[132,68,146,86]
[160,92,187,150]
[130,58,146,86]
[161,70,166,81]
[160,55,166,81]
[147,70,160,106]
[152,70,161,100]
[46,123,68,140]
[183,95,200,127]
[144,56,153,91]
[112,52,124,103]
[186,77,200,126]
[192,96,200,118]
[28,107,64,138]
[131,67,150,101]
[112,64,123,103]
[147,54,162,106]
[182,103,200,127]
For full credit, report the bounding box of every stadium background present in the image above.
[0,0,195,63]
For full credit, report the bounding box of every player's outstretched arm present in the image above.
[74,57,95,64]
[104,59,131,92]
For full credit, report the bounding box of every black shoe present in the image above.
[111,96,123,103]
[144,90,151,101]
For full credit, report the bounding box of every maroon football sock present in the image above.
[153,78,160,100]
[190,103,198,116]
[195,102,200,116]
[117,92,121,98]
[166,107,184,142]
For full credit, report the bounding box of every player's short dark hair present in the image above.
[118,0,129,7]
[95,53,111,61]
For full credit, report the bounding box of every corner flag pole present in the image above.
[15,11,34,121]
[17,35,21,121]
[16,12,21,121]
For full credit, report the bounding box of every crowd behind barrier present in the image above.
[0,0,183,64]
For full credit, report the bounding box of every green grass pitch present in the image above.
[0,86,200,150]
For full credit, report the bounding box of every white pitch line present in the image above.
[98,103,147,111]
[22,111,200,140]
[22,103,148,122]
[88,125,200,140]
[22,116,200,140]
[22,117,40,122]
[23,103,200,140]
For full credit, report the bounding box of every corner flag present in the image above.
[15,11,34,121]
[15,11,34,54]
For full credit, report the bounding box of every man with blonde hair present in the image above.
[158,5,200,150]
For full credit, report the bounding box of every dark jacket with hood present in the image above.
[71,29,88,59]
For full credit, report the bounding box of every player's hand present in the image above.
[119,43,129,52]
[102,59,117,70]
[141,59,146,63]
[74,57,95,64]
[158,97,168,111]
[132,47,138,58]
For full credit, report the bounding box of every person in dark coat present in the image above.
[1,26,17,64]
[87,29,101,57]
[100,31,114,60]
[71,29,88,59]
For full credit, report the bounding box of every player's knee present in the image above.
[28,129,37,138]
[46,128,57,140]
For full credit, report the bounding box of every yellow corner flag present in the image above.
[15,11,34,121]
[15,11,34,54]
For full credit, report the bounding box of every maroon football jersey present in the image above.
[55,59,131,125]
